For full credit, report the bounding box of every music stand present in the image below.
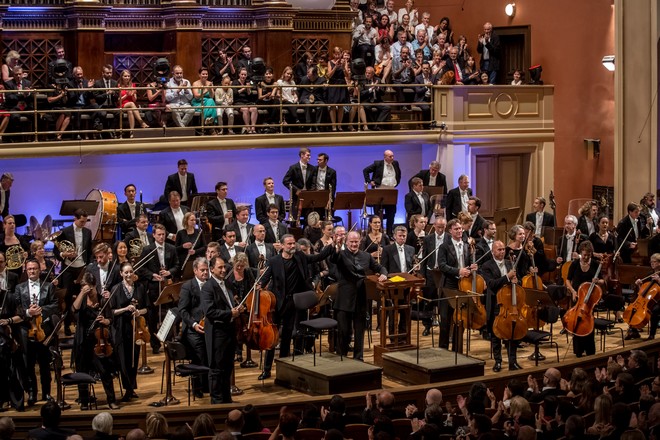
[155,282,183,306]
[366,189,398,223]
[181,261,194,281]
[59,200,99,217]
[493,207,521,242]
[299,190,330,212]
[334,192,365,230]
[426,186,445,197]
[524,288,559,363]
[441,288,483,357]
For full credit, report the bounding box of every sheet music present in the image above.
[156,309,177,342]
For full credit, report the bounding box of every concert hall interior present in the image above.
[0,0,659,439]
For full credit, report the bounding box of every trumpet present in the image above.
[5,245,26,270]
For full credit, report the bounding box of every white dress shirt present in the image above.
[173,208,184,231]
[179,173,188,202]
[381,163,397,187]
[397,245,407,272]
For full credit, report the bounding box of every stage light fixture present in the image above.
[505,3,516,17]
[602,55,615,71]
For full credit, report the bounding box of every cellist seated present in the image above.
[624,253,660,341]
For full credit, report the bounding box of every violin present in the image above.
[561,261,603,336]
[94,324,113,357]
[521,238,546,329]
[132,298,150,345]
[457,239,487,330]
[237,283,278,351]
[623,272,660,329]
[28,314,46,342]
[493,240,529,341]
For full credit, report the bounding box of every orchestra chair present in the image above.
[522,306,561,366]
[295,428,326,440]
[594,317,625,351]
[343,424,370,440]
[292,290,341,366]
[61,372,98,410]
[163,340,209,405]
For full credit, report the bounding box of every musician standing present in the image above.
[264,204,288,246]
[178,257,209,398]
[54,208,92,336]
[117,184,145,239]
[408,161,447,193]
[565,241,604,357]
[71,272,119,410]
[159,191,189,245]
[421,217,449,336]
[311,152,338,200]
[246,224,276,270]
[163,159,198,206]
[109,262,147,402]
[175,211,206,271]
[85,243,121,301]
[467,197,486,240]
[617,202,650,264]
[479,241,520,372]
[0,172,13,219]
[381,226,415,342]
[556,215,588,269]
[525,196,556,235]
[218,230,244,265]
[640,192,660,235]
[331,231,387,360]
[444,175,472,221]
[437,218,474,351]
[200,256,244,404]
[137,223,179,354]
[16,260,58,406]
[633,253,660,340]
[227,206,254,248]
[258,234,333,379]
[282,147,316,222]
[0,259,23,411]
[404,177,431,225]
[363,150,401,237]
[124,214,153,253]
[476,220,497,262]
[254,177,286,225]
[206,182,237,242]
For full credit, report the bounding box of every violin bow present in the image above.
[236,270,267,309]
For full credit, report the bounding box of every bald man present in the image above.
[363,149,402,236]
[525,367,566,402]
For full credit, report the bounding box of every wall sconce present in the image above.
[505,3,516,17]
[602,55,615,71]
[584,138,601,159]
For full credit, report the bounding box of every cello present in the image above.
[493,240,529,341]
[521,239,546,329]
[623,270,660,329]
[561,260,603,337]
[457,239,487,329]
[236,272,279,352]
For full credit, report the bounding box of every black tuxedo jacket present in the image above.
[475,237,494,262]
[0,271,18,294]
[218,244,245,265]
[282,162,317,193]
[254,194,285,224]
[200,277,236,363]
[226,221,255,245]
[91,78,119,107]
[84,261,121,296]
[363,160,401,187]
[264,221,289,244]
[178,277,205,332]
[329,248,387,313]
[408,169,448,193]
[479,257,513,319]
[15,280,58,353]
[404,190,431,223]
[469,214,486,239]
[525,211,556,229]
[245,242,276,269]
[53,224,93,266]
[0,189,9,217]
[310,166,338,197]
[381,243,415,273]
[557,233,589,261]
[444,187,472,221]
[437,239,470,289]
[617,215,650,244]
[577,215,598,236]
[117,201,146,235]
[205,198,237,237]
[4,78,33,109]
[422,232,451,272]
[137,242,179,283]
[164,172,198,202]
[124,228,155,248]
[159,205,190,242]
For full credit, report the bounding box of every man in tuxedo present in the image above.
[90,64,118,133]
[138,223,179,354]
[264,204,288,246]
[0,172,12,218]
[254,177,285,225]
[312,152,337,201]
[117,183,145,239]
[408,161,447,194]
[16,260,59,405]
[437,218,475,351]
[556,215,588,267]
[360,66,391,131]
[479,241,520,372]
[476,220,497,262]
[218,229,244,265]
[164,159,198,206]
[298,67,327,132]
[282,147,316,222]
[421,217,449,335]
[525,196,555,236]
[54,208,92,334]
[226,206,254,248]
[444,175,472,221]
[206,182,237,242]
[85,242,120,299]
[363,149,402,236]
[466,196,486,239]
[381,226,415,342]
[159,191,189,244]
[178,257,209,398]
[404,177,431,225]
[617,202,650,263]
[0,256,23,410]
[124,214,154,259]
[245,224,276,270]
[200,256,244,404]
[640,192,660,235]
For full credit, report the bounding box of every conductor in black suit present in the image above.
[178,257,209,398]
[116,183,145,239]
[437,218,475,351]
[159,191,189,244]
[363,149,401,236]
[254,177,285,225]
[404,177,431,225]
[206,182,237,242]
[137,223,179,354]
[282,147,316,221]
[408,160,447,193]
[444,175,472,221]
[164,159,198,206]
[525,196,556,236]
[201,256,244,404]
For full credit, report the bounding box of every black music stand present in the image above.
[59,200,99,217]
[334,192,365,230]
[441,288,483,357]
[155,282,183,306]
[366,188,398,218]
[426,186,445,197]
[524,288,558,362]
[299,189,330,216]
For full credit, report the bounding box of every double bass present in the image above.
[493,241,529,341]
[236,274,278,352]
[623,270,660,329]
[457,239,487,329]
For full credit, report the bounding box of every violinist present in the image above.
[626,253,660,341]
[29,241,57,285]
[360,215,390,261]
[175,212,207,269]
[226,253,257,368]
[565,241,605,357]
[522,221,552,276]
[437,219,475,351]
[246,225,276,271]
[0,258,23,411]
[15,259,58,406]
[406,214,427,255]
[178,257,209,398]
[71,272,119,410]
[420,216,449,336]
[200,256,245,404]
[109,261,147,403]
[475,220,496,262]
[589,215,625,322]
[577,200,598,236]
[85,243,121,301]
[505,225,534,286]
[617,203,650,263]
[112,240,130,266]
[264,205,288,247]
[479,240,520,372]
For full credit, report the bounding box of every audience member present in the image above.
[298,66,327,132]
[145,412,170,440]
[27,400,76,440]
[243,404,270,434]
[90,412,118,440]
[212,48,236,84]
[435,16,454,45]
[226,409,245,438]
[215,74,235,134]
[192,413,217,438]
[397,0,418,27]
[352,16,378,65]
[0,417,14,440]
[233,67,258,134]
[118,69,149,136]
[391,46,415,108]
[414,12,434,45]
[125,429,147,440]
[2,50,21,84]
[236,45,255,79]
[477,22,501,84]
[165,64,195,127]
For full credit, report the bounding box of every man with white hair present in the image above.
[91,412,114,437]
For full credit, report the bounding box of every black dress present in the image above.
[326,61,348,105]
[360,233,391,254]
[567,259,601,356]
[175,228,206,271]
[0,290,24,410]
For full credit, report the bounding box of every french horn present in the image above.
[5,245,26,270]
[56,239,76,255]
[128,238,144,260]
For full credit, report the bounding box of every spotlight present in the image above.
[251,57,266,82]
[528,64,543,84]
[505,3,516,17]
[351,58,366,82]
[602,55,615,71]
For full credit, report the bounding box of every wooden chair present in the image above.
[344,424,371,440]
